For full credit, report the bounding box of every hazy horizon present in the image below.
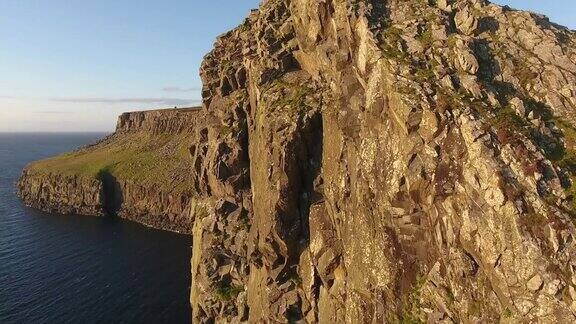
[0,0,574,132]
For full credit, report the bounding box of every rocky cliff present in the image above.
[18,107,202,233]
[18,171,104,216]
[116,107,200,134]
[18,0,576,322]
[186,0,576,322]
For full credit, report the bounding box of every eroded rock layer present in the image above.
[188,0,576,322]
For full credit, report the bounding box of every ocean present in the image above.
[0,133,191,323]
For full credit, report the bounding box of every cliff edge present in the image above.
[18,0,576,322]
[186,0,576,322]
[18,107,202,233]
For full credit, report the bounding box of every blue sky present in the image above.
[0,0,573,132]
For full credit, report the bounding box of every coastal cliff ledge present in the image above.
[17,107,202,233]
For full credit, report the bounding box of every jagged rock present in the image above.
[436,0,453,12]
[454,5,479,35]
[527,274,544,291]
[454,39,480,74]
[186,0,576,322]
[459,73,483,98]
[510,97,526,116]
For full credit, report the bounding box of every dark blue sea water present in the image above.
[0,133,191,323]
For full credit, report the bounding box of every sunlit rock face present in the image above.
[190,0,576,322]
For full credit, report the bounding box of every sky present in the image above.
[0,0,573,132]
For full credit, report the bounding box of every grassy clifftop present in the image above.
[25,108,201,195]
[26,131,195,194]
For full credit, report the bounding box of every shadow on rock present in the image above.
[97,169,123,217]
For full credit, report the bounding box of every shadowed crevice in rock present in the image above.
[288,111,325,322]
[298,111,324,244]
[97,169,123,217]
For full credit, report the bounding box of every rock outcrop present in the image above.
[187,0,576,322]
[116,107,200,134]
[18,171,104,216]
[18,0,576,322]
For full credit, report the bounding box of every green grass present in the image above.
[491,105,530,134]
[400,275,427,324]
[416,25,434,48]
[379,26,409,61]
[215,283,244,301]
[26,132,196,194]
[278,85,313,113]
[411,67,436,82]
[550,118,576,210]
[265,78,314,114]
[238,18,251,33]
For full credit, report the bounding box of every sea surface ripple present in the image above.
[0,133,191,323]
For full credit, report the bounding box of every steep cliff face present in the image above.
[18,107,202,233]
[188,0,576,322]
[18,171,103,216]
[116,107,200,134]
